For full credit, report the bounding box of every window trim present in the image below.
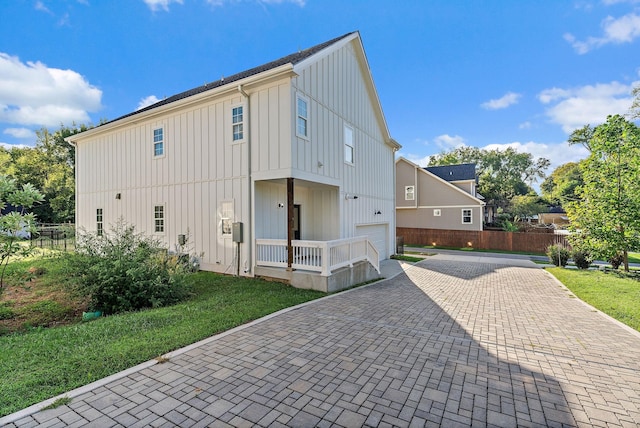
[96,208,103,237]
[153,127,165,158]
[462,208,472,224]
[154,204,165,233]
[405,185,415,201]
[231,104,245,143]
[296,93,309,140]
[344,124,354,165]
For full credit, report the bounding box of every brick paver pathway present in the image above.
[3,256,640,427]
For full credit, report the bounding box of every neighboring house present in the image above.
[539,207,569,227]
[67,31,401,292]
[395,158,485,231]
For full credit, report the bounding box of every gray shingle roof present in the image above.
[424,163,477,182]
[104,31,356,126]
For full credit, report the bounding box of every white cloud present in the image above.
[538,80,637,133]
[434,134,466,149]
[565,13,640,54]
[35,1,53,14]
[137,95,161,110]
[481,92,521,110]
[0,142,30,150]
[3,127,34,139]
[205,0,305,7]
[518,121,532,130]
[0,53,102,127]
[143,0,183,11]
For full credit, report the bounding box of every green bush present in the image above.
[67,219,192,315]
[572,250,592,270]
[609,253,624,270]
[547,244,570,267]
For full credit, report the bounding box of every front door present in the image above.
[293,204,301,240]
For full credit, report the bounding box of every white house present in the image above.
[396,158,485,231]
[68,31,400,292]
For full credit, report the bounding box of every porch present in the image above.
[255,236,381,292]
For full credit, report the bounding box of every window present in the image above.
[153,128,164,157]
[154,205,164,233]
[296,95,308,138]
[344,125,354,164]
[96,208,103,236]
[405,186,415,201]
[433,209,441,217]
[221,201,233,236]
[462,209,472,224]
[232,106,244,141]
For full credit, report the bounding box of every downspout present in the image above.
[238,85,252,275]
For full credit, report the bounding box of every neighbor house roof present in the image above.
[424,163,477,182]
[104,32,356,126]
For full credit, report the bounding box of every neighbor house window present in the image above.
[405,186,415,201]
[154,205,165,233]
[296,95,308,138]
[462,209,472,224]
[232,106,244,141]
[344,125,354,164]
[433,209,441,217]
[96,208,103,236]
[153,128,164,157]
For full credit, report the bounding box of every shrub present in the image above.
[67,219,193,315]
[609,253,624,270]
[572,250,592,270]
[547,244,570,267]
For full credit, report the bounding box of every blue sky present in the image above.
[1,0,639,179]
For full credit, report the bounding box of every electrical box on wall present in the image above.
[232,222,243,243]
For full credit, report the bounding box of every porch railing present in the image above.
[255,236,380,276]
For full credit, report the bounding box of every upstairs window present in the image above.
[153,128,164,157]
[344,125,354,164]
[232,106,244,141]
[96,208,103,236]
[154,205,165,233]
[405,186,415,201]
[296,95,308,138]
[462,209,472,224]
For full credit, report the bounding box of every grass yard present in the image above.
[0,258,324,418]
[548,267,640,332]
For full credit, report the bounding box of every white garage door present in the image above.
[355,223,389,261]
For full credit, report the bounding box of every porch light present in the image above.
[374,210,381,215]
[467,241,473,247]
[345,194,359,200]
[115,193,121,200]
[432,242,436,246]
[277,202,284,208]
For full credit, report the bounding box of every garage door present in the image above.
[355,223,388,260]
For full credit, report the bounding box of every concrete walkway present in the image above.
[3,254,640,427]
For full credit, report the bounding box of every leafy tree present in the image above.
[630,84,640,120]
[566,115,640,271]
[428,146,550,210]
[567,124,594,152]
[540,162,584,207]
[509,194,547,221]
[0,176,44,288]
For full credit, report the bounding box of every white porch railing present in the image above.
[255,236,380,276]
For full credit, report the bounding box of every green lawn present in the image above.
[0,270,324,418]
[548,267,640,332]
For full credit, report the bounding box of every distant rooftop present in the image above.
[425,163,477,182]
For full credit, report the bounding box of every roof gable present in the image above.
[424,163,476,182]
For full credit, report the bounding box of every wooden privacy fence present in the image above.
[397,227,570,254]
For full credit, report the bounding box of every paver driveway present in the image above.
[3,255,640,427]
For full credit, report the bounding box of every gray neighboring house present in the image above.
[396,157,485,231]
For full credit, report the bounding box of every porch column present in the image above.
[287,177,294,270]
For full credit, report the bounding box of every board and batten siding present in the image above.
[290,38,396,258]
[75,91,255,273]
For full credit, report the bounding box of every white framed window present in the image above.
[221,201,233,236]
[405,186,415,201]
[296,94,309,139]
[462,209,472,224]
[232,105,244,142]
[153,127,164,157]
[96,208,103,236]
[344,124,354,164]
[154,205,165,233]
[433,209,441,217]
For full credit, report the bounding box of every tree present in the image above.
[509,194,547,221]
[0,176,45,288]
[630,84,640,120]
[566,115,640,271]
[567,124,594,152]
[428,146,550,211]
[540,162,584,207]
